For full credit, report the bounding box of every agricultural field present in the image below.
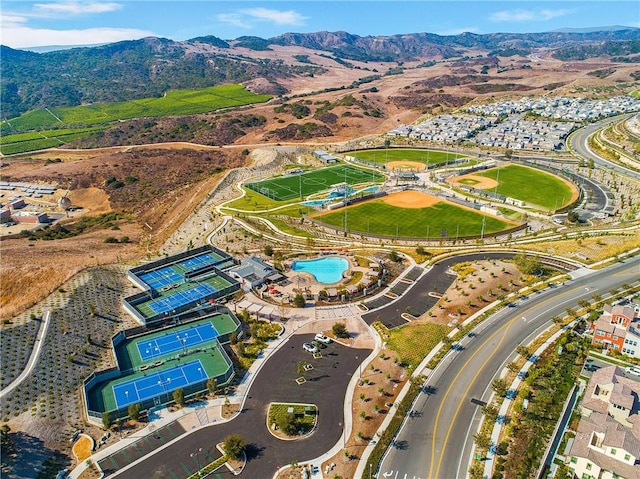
[311,197,515,239]
[351,148,467,166]
[475,164,577,210]
[245,164,384,201]
[0,127,105,155]
[3,85,271,133]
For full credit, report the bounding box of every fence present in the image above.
[308,218,528,244]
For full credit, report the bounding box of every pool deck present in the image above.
[259,254,380,304]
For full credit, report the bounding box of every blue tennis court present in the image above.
[136,322,219,361]
[139,266,183,290]
[148,283,217,315]
[178,253,222,272]
[112,360,207,409]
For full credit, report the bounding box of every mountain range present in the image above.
[2,28,639,119]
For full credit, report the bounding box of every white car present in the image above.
[626,366,640,378]
[314,333,332,344]
[303,342,319,354]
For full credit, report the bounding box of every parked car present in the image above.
[303,343,319,354]
[314,333,332,344]
[625,366,640,378]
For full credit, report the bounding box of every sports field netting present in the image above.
[245,165,384,201]
[148,283,217,315]
[352,148,466,166]
[112,360,206,409]
[136,322,219,361]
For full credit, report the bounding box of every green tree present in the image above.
[206,377,217,396]
[223,434,246,460]
[102,412,112,430]
[1,424,14,457]
[332,322,349,338]
[491,378,508,397]
[388,250,402,262]
[567,210,579,223]
[173,388,185,407]
[277,413,299,435]
[293,293,306,308]
[263,245,274,256]
[128,403,141,421]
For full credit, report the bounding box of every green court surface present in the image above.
[351,148,467,166]
[312,198,515,238]
[93,346,232,413]
[475,164,576,210]
[118,314,239,371]
[245,164,384,201]
[88,314,239,413]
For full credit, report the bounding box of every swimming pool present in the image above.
[291,257,349,284]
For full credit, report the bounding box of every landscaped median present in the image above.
[267,402,318,440]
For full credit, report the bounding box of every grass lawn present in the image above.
[222,187,287,212]
[268,403,317,433]
[312,199,514,238]
[245,164,384,201]
[376,322,447,369]
[476,164,576,210]
[352,149,466,166]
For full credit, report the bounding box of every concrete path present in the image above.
[0,311,51,400]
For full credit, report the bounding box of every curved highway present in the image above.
[379,256,640,479]
[569,114,640,181]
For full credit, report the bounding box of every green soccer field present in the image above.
[245,164,384,201]
[351,149,467,166]
[312,198,514,238]
[476,165,577,210]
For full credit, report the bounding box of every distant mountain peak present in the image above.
[551,25,639,33]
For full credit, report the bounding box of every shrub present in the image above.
[332,322,349,338]
[223,434,245,460]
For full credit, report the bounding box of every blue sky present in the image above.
[1,1,638,49]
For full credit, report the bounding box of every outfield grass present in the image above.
[4,85,271,132]
[246,164,384,201]
[352,149,466,166]
[476,164,576,210]
[312,199,515,238]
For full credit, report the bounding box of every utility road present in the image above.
[379,256,639,479]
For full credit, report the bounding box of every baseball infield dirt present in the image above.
[382,190,440,208]
[447,173,498,190]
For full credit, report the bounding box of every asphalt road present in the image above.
[569,114,640,181]
[379,256,640,479]
[114,334,371,479]
[363,252,521,329]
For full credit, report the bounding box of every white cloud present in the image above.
[217,7,308,30]
[241,8,308,26]
[215,13,251,29]
[0,2,147,48]
[33,2,122,16]
[490,8,572,23]
[1,25,154,49]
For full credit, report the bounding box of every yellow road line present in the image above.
[429,285,583,478]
